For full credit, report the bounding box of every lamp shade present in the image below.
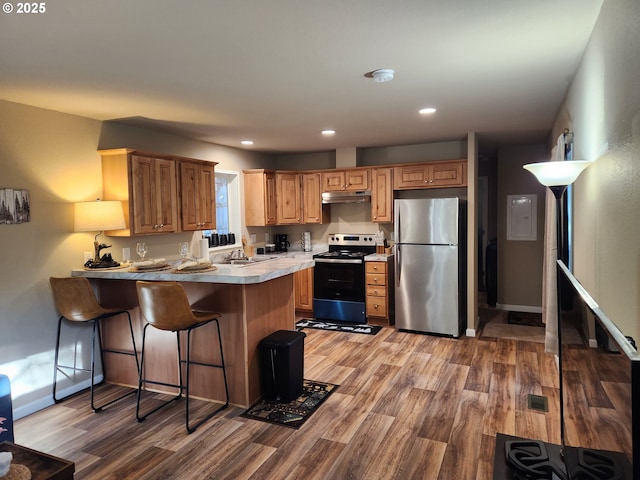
[74,200,125,232]
[523,160,592,187]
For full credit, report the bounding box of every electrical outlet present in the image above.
[122,247,131,261]
[250,234,257,243]
[83,251,93,263]
[265,233,270,242]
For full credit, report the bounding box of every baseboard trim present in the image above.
[496,303,543,314]
[13,375,103,420]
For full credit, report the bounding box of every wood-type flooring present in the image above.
[14,324,561,479]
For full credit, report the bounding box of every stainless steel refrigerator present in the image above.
[394,197,467,337]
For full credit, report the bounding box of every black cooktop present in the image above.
[313,250,370,259]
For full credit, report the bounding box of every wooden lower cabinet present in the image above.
[365,260,394,325]
[294,267,313,312]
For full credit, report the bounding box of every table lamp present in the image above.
[74,199,125,267]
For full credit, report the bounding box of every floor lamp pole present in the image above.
[550,185,568,451]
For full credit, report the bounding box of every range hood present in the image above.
[322,190,371,204]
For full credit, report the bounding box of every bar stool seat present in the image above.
[50,276,140,412]
[135,280,229,433]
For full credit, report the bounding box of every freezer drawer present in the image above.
[394,244,463,336]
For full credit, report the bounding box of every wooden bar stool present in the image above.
[135,280,229,433]
[50,276,140,412]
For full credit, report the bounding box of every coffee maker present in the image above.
[275,234,290,252]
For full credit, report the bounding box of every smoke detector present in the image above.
[371,68,395,83]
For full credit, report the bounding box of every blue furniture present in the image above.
[0,374,13,443]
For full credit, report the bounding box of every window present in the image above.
[215,175,230,235]
[205,170,241,247]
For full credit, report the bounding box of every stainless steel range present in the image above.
[313,233,377,324]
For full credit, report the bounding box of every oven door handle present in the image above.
[314,258,363,264]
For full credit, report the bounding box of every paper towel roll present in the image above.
[200,239,210,259]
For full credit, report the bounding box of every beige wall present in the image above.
[0,100,270,416]
[555,0,640,340]
[497,144,548,309]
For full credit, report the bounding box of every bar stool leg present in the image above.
[136,323,182,423]
[91,312,139,412]
[184,319,229,434]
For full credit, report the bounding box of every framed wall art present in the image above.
[0,188,30,224]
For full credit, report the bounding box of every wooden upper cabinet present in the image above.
[101,149,178,236]
[371,167,393,223]
[393,160,466,190]
[276,172,302,224]
[345,168,370,190]
[322,168,370,191]
[243,170,277,227]
[179,160,216,231]
[100,148,217,236]
[302,172,329,224]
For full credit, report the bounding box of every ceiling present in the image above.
[0,0,604,155]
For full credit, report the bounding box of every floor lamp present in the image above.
[523,159,592,450]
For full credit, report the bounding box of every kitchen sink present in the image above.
[215,256,278,266]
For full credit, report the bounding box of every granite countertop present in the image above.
[365,253,394,262]
[71,254,314,285]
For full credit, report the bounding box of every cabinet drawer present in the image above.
[366,297,388,317]
[366,285,386,297]
[365,262,387,274]
[366,273,386,286]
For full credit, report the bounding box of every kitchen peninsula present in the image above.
[72,256,314,408]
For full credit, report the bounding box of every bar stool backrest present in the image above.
[50,277,105,321]
[136,281,199,332]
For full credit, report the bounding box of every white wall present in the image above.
[556,0,640,341]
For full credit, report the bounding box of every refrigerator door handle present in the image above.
[395,244,401,287]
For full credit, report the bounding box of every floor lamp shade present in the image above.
[523,160,592,187]
[74,200,125,232]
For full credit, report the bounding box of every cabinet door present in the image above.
[155,158,179,233]
[131,155,157,234]
[393,164,431,190]
[264,172,278,225]
[430,161,466,187]
[302,172,324,224]
[322,171,346,191]
[371,167,393,223]
[345,168,369,191]
[244,170,277,226]
[180,161,215,231]
[294,267,314,312]
[276,173,302,224]
[131,155,178,234]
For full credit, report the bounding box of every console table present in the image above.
[0,442,74,480]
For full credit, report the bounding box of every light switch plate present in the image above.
[250,234,257,243]
[265,233,269,242]
[122,247,131,261]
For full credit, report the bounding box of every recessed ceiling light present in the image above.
[321,130,335,136]
[241,140,254,145]
[419,107,437,115]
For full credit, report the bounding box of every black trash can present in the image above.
[260,330,306,402]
